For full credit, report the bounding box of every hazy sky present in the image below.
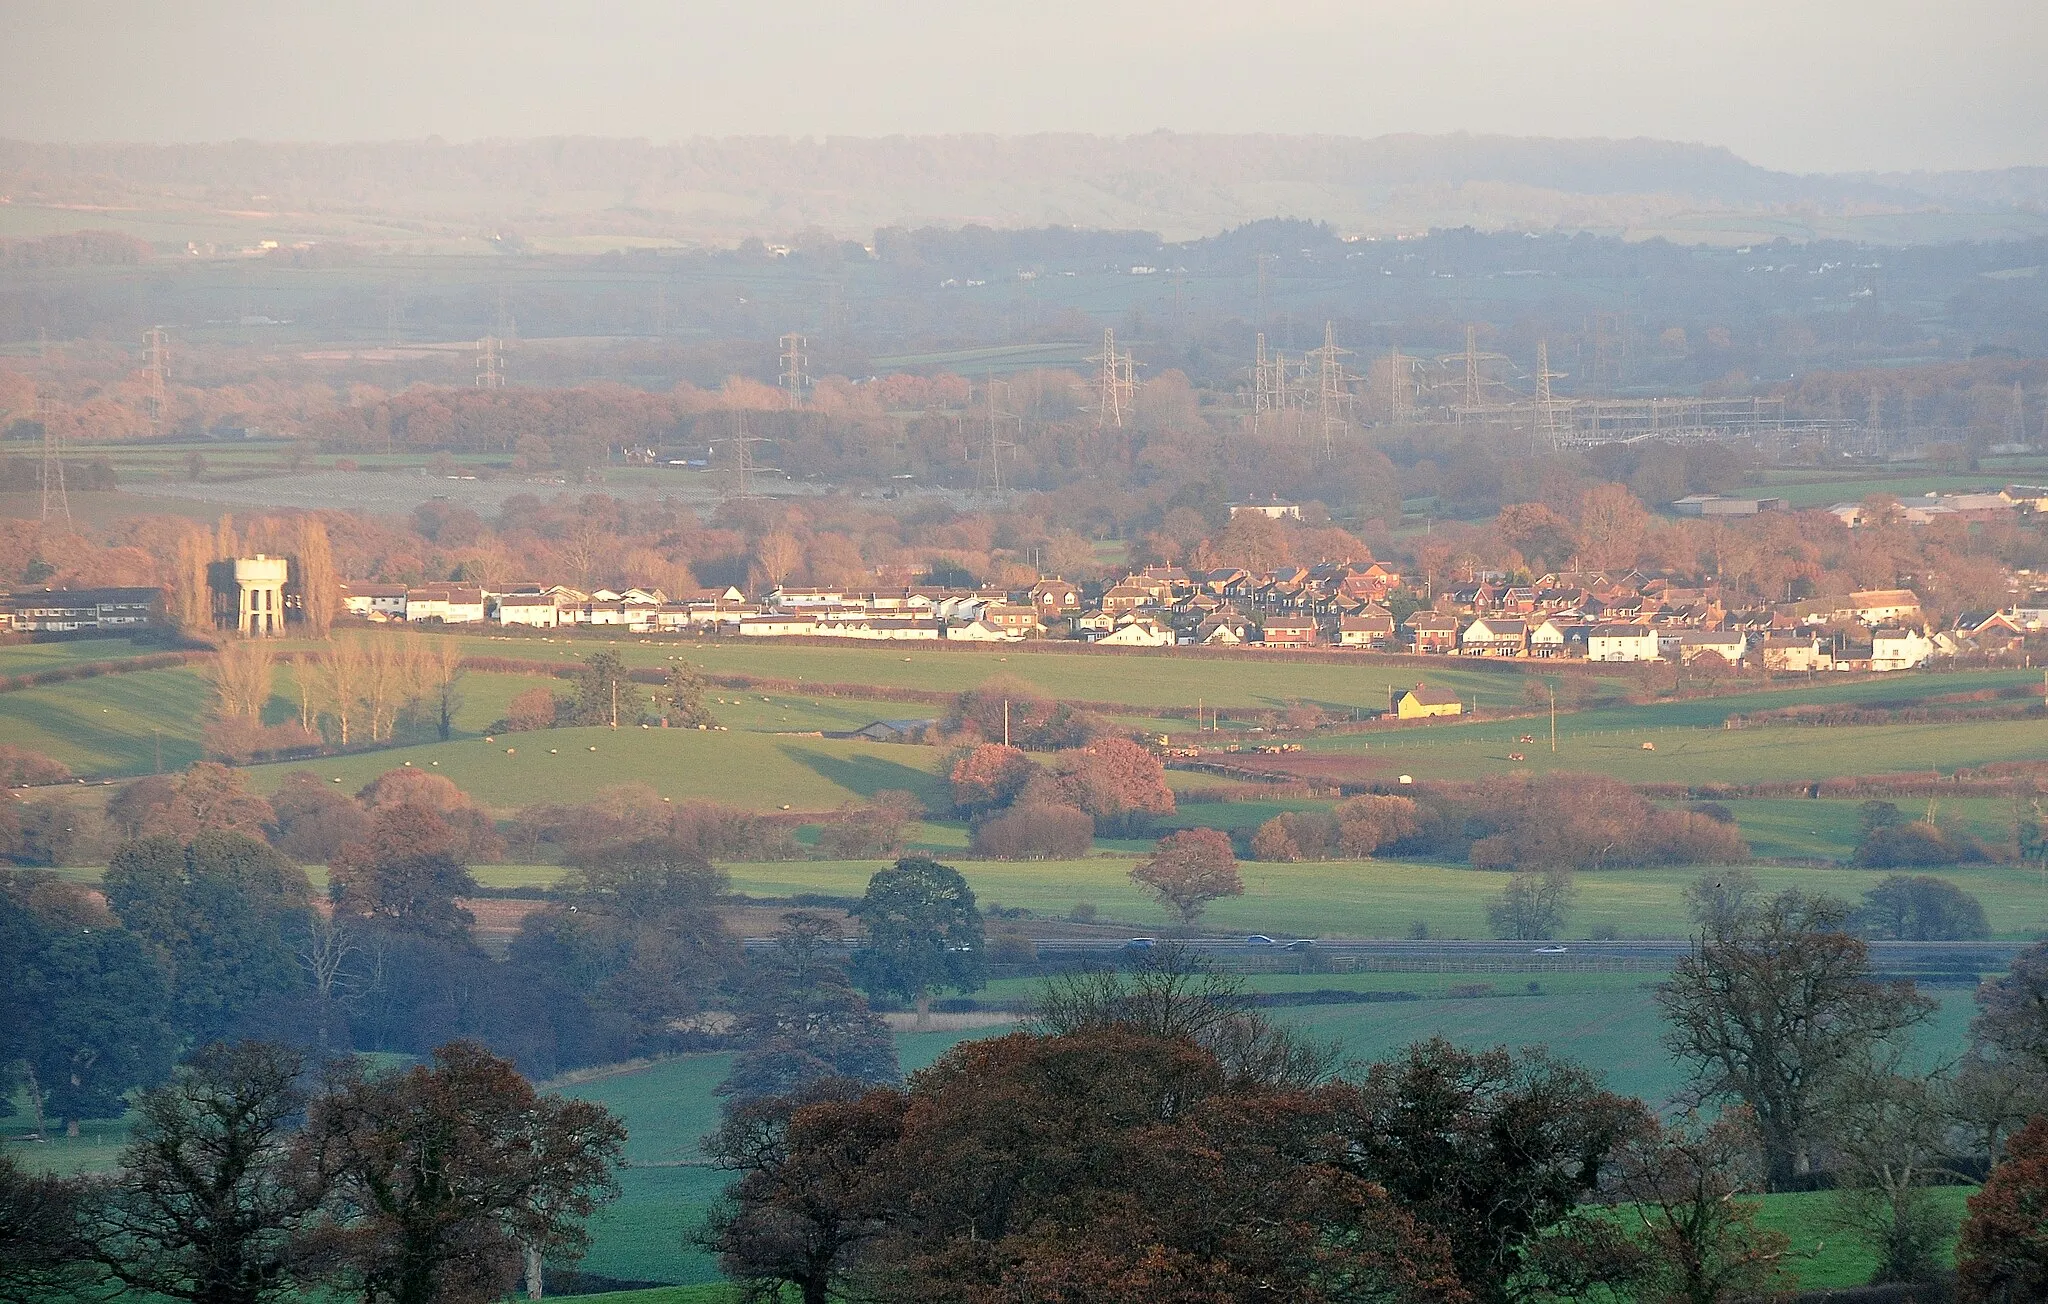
[5,0,2044,173]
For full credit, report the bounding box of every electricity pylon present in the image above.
[779,333,809,409]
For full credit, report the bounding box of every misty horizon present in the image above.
[5,0,2046,175]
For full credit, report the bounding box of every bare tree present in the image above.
[87,1042,323,1304]
[1486,869,1575,940]
[417,640,464,741]
[1602,1108,1790,1304]
[308,640,368,746]
[212,641,276,722]
[1681,866,1760,935]
[360,638,416,743]
[1658,891,1935,1188]
[1030,945,1337,1088]
[1822,1061,1960,1286]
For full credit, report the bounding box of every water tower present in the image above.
[233,555,289,636]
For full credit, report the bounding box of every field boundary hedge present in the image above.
[0,650,212,693]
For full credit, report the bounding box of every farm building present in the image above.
[1392,683,1463,720]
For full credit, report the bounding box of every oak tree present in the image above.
[89,1042,323,1304]
[297,1042,625,1304]
[848,857,985,1029]
[1129,828,1241,930]
[1657,891,1935,1188]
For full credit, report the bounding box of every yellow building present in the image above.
[1393,683,1463,720]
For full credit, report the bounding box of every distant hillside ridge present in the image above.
[2,132,2042,245]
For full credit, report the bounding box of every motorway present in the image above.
[1024,937,2022,965]
[744,934,2023,972]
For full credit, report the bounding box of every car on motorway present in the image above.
[1243,935,1279,946]
[1532,945,1569,955]
[1124,937,1157,949]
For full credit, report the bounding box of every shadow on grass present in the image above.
[779,742,950,806]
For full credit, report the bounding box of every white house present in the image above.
[1761,633,1830,672]
[404,586,487,624]
[737,614,820,637]
[1588,624,1661,662]
[1529,618,1588,658]
[1096,619,1176,647]
[493,595,560,628]
[1460,617,1527,657]
[1664,630,1749,667]
[1870,627,1936,672]
[947,619,1020,643]
[340,582,409,620]
[1848,590,1924,626]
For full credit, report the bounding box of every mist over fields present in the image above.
[6,133,2047,249]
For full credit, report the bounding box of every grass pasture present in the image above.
[449,633,1631,714]
[241,726,952,814]
[721,855,2048,941]
[0,637,166,676]
[1300,713,2048,787]
[0,665,217,775]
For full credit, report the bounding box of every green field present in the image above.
[0,638,166,675]
[717,855,2048,940]
[1753,460,2048,509]
[0,665,218,774]
[1306,714,2048,787]
[449,633,1630,713]
[242,726,951,815]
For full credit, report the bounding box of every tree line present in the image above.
[702,906,2048,1303]
[0,1040,626,1304]
[8,847,2048,1301]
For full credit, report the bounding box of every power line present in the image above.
[1253,252,1276,331]
[1536,338,1563,452]
[1303,321,1354,457]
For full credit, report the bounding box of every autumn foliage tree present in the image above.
[946,743,1038,815]
[1956,1114,2048,1303]
[296,1042,626,1304]
[327,805,478,943]
[707,1028,1468,1304]
[1130,828,1242,930]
